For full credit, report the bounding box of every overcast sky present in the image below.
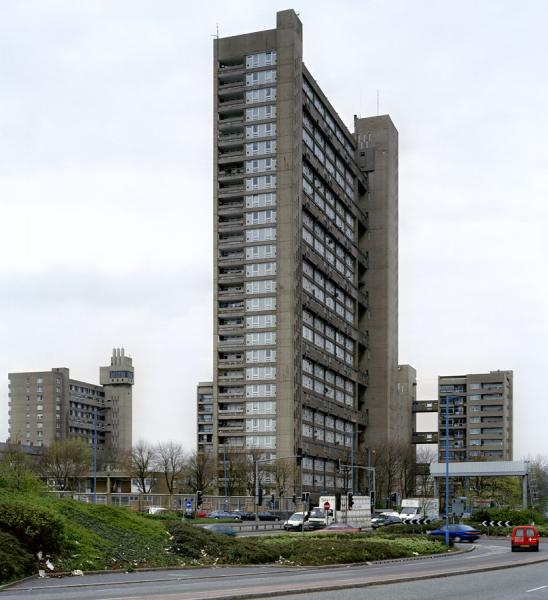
[1,0,547,458]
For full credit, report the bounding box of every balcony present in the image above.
[218,219,244,233]
[218,285,244,297]
[219,148,244,163]
[218,182,244,196]
[218,422,245,433]
[218,372,244,381]
[218,132,244,147]
[218,389,245,399]
[218,337,244,349]
[218,271,244,284]
[218,354,244,366]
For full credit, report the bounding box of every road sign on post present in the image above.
[323,501,331,511]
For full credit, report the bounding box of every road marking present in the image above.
[526,585,548,592]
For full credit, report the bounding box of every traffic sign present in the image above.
[323,501,331,511]
[185,499,193,509]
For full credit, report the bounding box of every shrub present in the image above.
[0,531,35,583]
[0,496,65,555]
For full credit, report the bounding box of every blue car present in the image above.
[428,524,480,543]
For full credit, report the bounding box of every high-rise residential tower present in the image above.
[209,9,410,496]
[8,348,133,453]
[438,370,513,462]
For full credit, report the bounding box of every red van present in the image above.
[511,526,540,552]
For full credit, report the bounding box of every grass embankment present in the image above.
[0,491,450,584]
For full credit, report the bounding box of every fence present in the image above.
[47,492,299,513]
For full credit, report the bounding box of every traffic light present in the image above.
[336,459,342,473]
[348,492,354,509]
[270,493,275,507]
[370,491,375,508]
[258,487,263,506]
[196,490,203,507]
[296,448,303,466]
[335,492,341,511]
[301,492,310,504]
[292,494,297,505]
[390,492,398,506]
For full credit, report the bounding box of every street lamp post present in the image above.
[445,396,450,547]
[93,406,97,505]
[223,445,228,510]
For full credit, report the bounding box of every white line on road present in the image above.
[526,585,548,592]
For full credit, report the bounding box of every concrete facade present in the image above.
[208,9,410,497]
[438,370,513,462]
[8,348,133,453]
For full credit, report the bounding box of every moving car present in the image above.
[511,526,539,552]
[371,514,403,529]
[283,512,312,531]
[202,524,237,536]
[321,523,361,533]
[427,524,480,542]
[308,507,333,529]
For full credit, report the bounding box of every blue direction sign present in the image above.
[185,499,193,509]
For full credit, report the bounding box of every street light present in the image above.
[445,396,450,547]
[93,406,97,504]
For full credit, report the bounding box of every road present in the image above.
[2,538,547,600]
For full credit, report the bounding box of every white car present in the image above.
[283,512,312,531]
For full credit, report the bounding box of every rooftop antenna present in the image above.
[212,23,219,39]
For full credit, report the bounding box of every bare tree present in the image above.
[155,441,186,495]
[415,446,437,497]
[130,440,156,493]
[272,457,294,498]
[39,439,91,491]
[184,449,216,493]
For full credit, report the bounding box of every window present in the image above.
[246,332,276,345]
[246,418,276,432]
[245,297,276,312]
[245,105,276,121]
[246,314,276,329]
[245,245,276,260]
[246,280,276,294]
[245,210,276,225]
[246,228,276,242]
[245,123,276,139]
[245,70,277,86]
[246,87,277,104]
[246,349,276,363]
[246,192,276,208]
[246,366,276,380]
[246,51,277,69]
[246,262,276,277]
[245,158,276,173]
[246,401,276,414]
[246,384,276,397]
[246,175,277,190]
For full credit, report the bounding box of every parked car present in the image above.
[371,514,403,529]
[195,509,208,518]
[283,512,312,531]
[231,510,256,521]
[208,511,242,521]
[511,526,540,552]
[428,524,480,543]
[202,524,237,536]
[257,511,281,521]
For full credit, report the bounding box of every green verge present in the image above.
[0,491,450,584]
[168,524,451,566]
